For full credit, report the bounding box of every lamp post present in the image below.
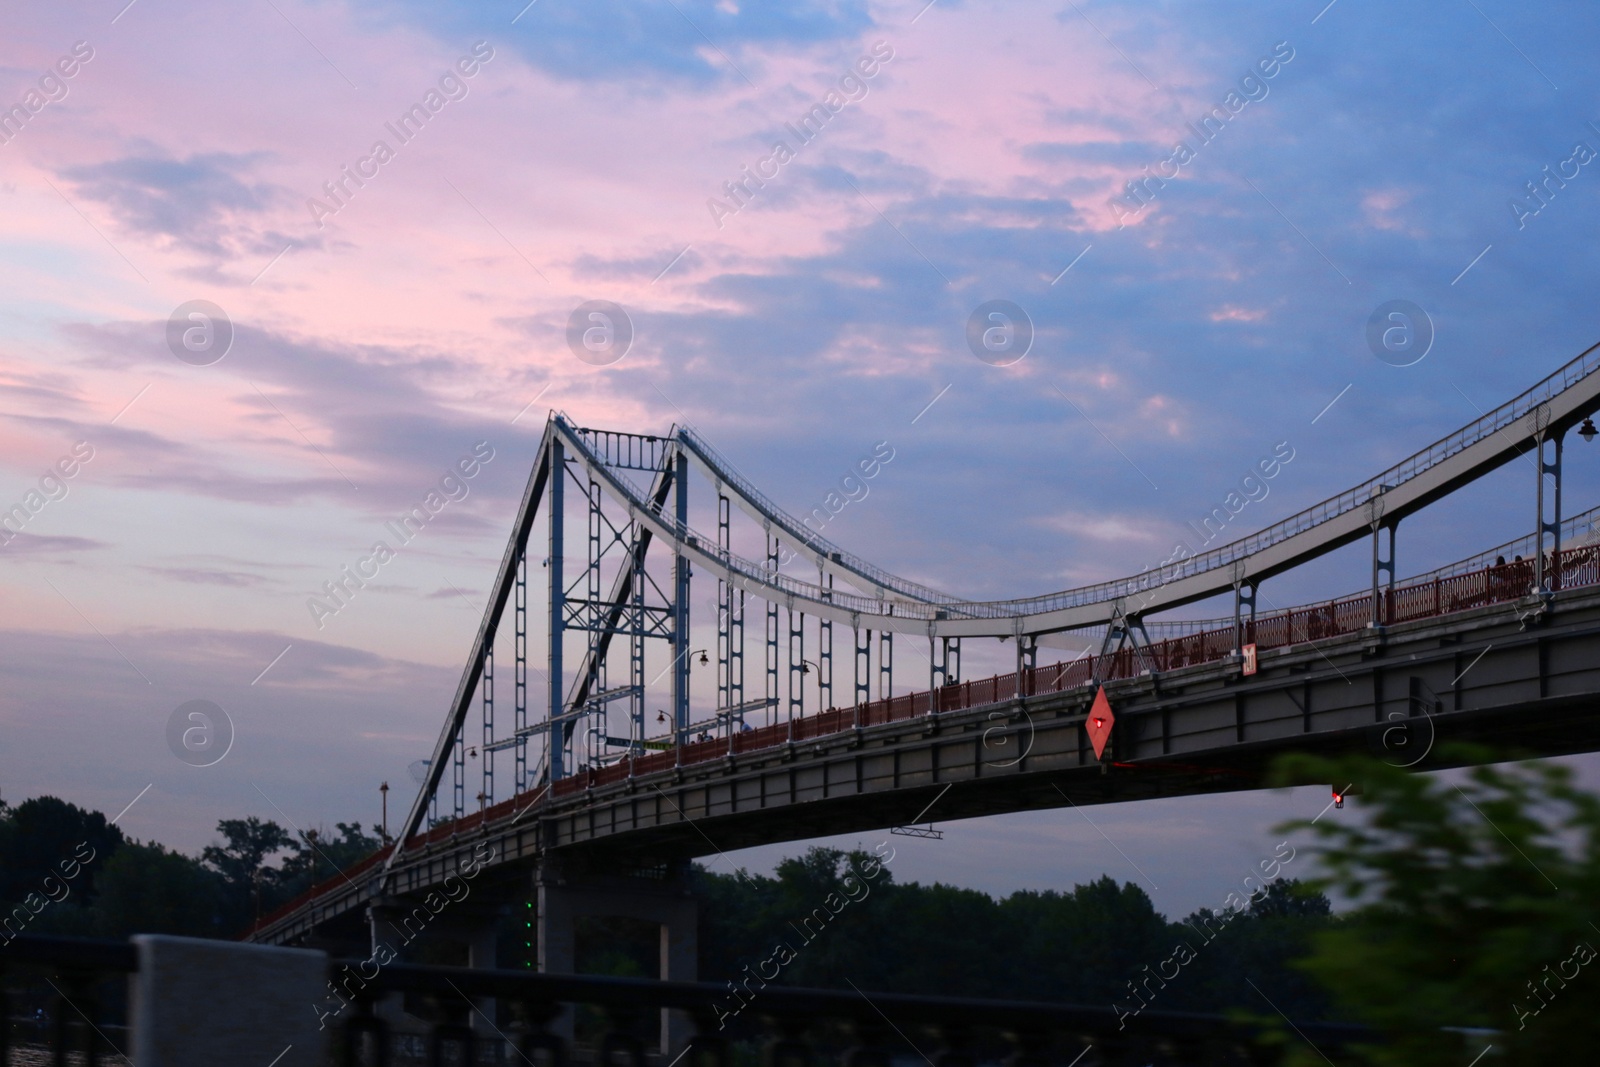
[379,781,389,844]
[799,659,824,717]
[304,828,319,883]
[252,867,266,927]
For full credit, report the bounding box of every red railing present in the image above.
[255,543,1600,935]
[550,545,1599,799]
[243,785,552,939]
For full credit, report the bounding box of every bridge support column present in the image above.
[879,630,893,701]
[1013,631,1035,698]
[1371,522,1397,627]
[549,438,567,782]
[854,625,870,708]
[1232,577,1256,654]
[1536,428,1564,592]
[366,903,411,1030]
[1368,485,1396,627]
[672,447,692,749]
[467,923,499,1044]
[536,858,698,1057]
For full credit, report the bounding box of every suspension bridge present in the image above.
[249,342,1600,1050]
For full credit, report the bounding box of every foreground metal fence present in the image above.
[0,935,134,1067]
[0,933,1377,1067]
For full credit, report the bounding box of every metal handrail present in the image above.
[562,342,1600,626]
[990,339,1600,615]
[1144,502,1600,638]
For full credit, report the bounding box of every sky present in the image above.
[4,0,1600,919]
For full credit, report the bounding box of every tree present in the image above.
[1001,875,1175,1005]
[202,817,293,889]
[690,846,1313,1015]
[92,842,225,938]
[276,821,384,896]
[1161,879,1333,1021]
[201,817,294,929]
[1270,747,1600,1064]
[0,795,123,907]
[0,795,389,943]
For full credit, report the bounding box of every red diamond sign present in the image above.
[1086,685,1114,760]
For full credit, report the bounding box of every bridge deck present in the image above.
[249,541,1600,946]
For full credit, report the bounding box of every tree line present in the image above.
[0,795,383,941]
[6,744,1598,1062]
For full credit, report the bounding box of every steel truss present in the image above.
[388,341,1600,879]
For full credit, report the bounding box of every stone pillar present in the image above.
[131,935,328,1067]
[536,857,699,1056]
[467,922,500,1047]
[657,888,698,1054]
[535,860,580,1045]
[366,902,410,1028]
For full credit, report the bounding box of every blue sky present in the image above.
[3,0,1600,916]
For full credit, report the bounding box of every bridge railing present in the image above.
[325,953,1376,1067]
[985,340,1600,617]
[0,933,135,1065]
[667,345,1600,624]
[549,543,1600,797]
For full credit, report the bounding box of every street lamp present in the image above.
[1580,417,1597,443]
[799,659,825,715]
[252,867,267,926]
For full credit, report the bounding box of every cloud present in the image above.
[360,0,876,85]
[138,566,273,588]
[58,148,311,266]
[1022,140,1162,167]
[1037,511,1163,545]
[0,624,460,852]
[0,367,87,413]
[44,320,538,517]
[0,532,108,557]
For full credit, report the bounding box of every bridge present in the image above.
[249,341,1600,1048]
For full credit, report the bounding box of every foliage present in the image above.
[694,845,1335,1018]
[3,792,1348,1034]
[1271,747,1600,1065]
[92,842,227,939]
[1,796,388,940]
[200,816,384,930]
[275,821,385,897]
[0,795,124,908]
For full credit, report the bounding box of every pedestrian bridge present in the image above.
[250,343,1600,1005]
